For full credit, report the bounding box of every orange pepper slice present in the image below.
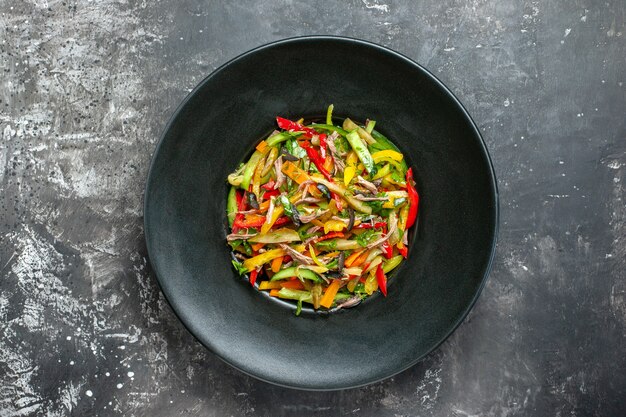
[320,279,341,308]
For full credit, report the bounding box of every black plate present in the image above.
[144,36,499,390]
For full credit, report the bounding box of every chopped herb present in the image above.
[231,260,248,275]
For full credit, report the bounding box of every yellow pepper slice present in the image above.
[324,219,347,234]
[364,271,378,295]
[258,281,282,290]
[382,190,409,209]
[343,151,358,186]
[372,150,403,162]
[260,191,303,234]
[243,248,285,271]
[398,204,409,232]
[261,205,283,234]
[309,244,326,268]
[251,155,265,198]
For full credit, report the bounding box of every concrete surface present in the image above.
[0,0,625,416]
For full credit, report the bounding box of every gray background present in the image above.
[1,0,625,416]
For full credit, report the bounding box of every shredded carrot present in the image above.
[320,279,341,308]
[269,289,280,297]
[255,140,269,153]
[270,256,283,273]
[251,242,264,252]
[281,161,311,184]
[345,249,366,267]
[280,280,305,290]
[258,200,271,212]
[351,250,370,268]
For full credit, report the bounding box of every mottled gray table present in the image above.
[1,1,625,416]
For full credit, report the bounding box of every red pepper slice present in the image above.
[376,264,387,296]
[231,190,247,233]
[261,180,276,190]
[352,222,387,230]
[249,269,258,286]
[381,242,393,259]
[233,215,290,229]
[315,231,345,243]
[405,168,419,228]
[398,245,408,258]
[262,189,280,200]
[276,117,320,139]
[302,145,333,182]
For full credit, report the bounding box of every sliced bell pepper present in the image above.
[376,264,387,296]
[261,205,284,234]
[262,189,280,200]
[319,279,341,308]
[249,269,259,286]
[261,180,276,190]
[309,244,325,268]
[243,248,286,272]
[281,160,311,184]
[231,190,247,233]
[343,151,358,186]
[270,255,283,273]
[405,168,419,228]
[363,271,378,295]
[315,231,344,243]
[398,244,408,258]
[276,117,326,141]
[280,280,305,290]
[302,144,333,182]
[258,281,282,290]
[372,149,403,162]
[233,214,289,230]
[324,219,347,235]
[251,155,265,198]
[383,255,403,273]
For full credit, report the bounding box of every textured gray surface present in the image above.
[0,0,625,416]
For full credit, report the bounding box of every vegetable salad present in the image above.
[227,105,419,315]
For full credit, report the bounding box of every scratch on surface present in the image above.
[361,0,389,13]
